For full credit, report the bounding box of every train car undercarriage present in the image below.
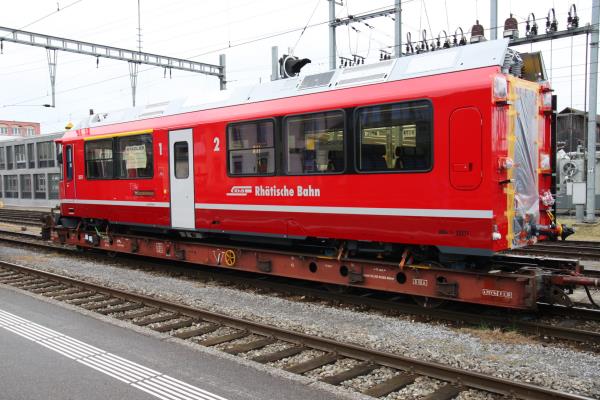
[50,221,599,310]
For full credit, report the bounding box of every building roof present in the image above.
[0,120,40,126]
[558,107,600,124]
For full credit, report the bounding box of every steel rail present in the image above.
[0,209,47,227]
[511,247,600,260]
[512,240,600,260]
[0,259,591,400]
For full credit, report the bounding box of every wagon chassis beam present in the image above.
[50,226,594,310]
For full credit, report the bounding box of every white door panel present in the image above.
[169,129,195,229]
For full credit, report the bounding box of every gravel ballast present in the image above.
[0,244,599,398]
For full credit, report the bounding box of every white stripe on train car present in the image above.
[59,199,493,219]
[194,203,493,219]
[60,199,170,208]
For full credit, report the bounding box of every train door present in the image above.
[169,129,195,229]
[63,144,75,201]
[449,107,482,190]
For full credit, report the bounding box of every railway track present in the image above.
[0,228,598,347]
[511,240,600,260]
[0,208,47,227]
[0,259,592,400]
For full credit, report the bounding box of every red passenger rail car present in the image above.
[57,40,565,264]
[50,40,596,310]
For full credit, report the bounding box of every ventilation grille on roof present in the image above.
[333,59,394,88]
[138,101,170,119]
[298,71,336,90]
[338,73,387,86]
[138,111,165,118]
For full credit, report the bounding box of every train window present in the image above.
[115,134,153,179]
[227,120,275,176]
[85,140,113,179]
[357,101,432,172]
[173,142,189,179]
[285,111,344,175]
[66,145,73,181]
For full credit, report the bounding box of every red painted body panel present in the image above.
[58,66,552,254]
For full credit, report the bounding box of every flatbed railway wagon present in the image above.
[52,39,597,309]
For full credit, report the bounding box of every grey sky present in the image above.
[0,0,594,133]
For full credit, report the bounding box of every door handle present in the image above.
[452,162,472,172]
[133,190,155,197]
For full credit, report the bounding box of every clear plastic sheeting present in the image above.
[512,86,540,246]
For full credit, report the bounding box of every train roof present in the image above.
[70,39,537,136]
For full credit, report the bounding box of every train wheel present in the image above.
[411,295,445,308]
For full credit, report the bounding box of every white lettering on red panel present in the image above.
[481,288,513,299]
[226,185,321,197]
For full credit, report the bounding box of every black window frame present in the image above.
[173,141,189,179]
[66,145,73,181]
[84,134,154,180]
[114,134,154,179]
[354,99,434,174]
[226,118,277,177]
[283,109,346,176]
[84,138,115,180]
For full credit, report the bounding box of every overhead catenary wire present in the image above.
[292,0,321,54]
[422,0,433,43]
[0,0,593,121]
[444,0,450,33]
[17,0,85,31]
[3,2,410,108]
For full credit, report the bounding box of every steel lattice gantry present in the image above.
[0,26,226,107]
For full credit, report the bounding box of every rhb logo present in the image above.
[227,186,253,196]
